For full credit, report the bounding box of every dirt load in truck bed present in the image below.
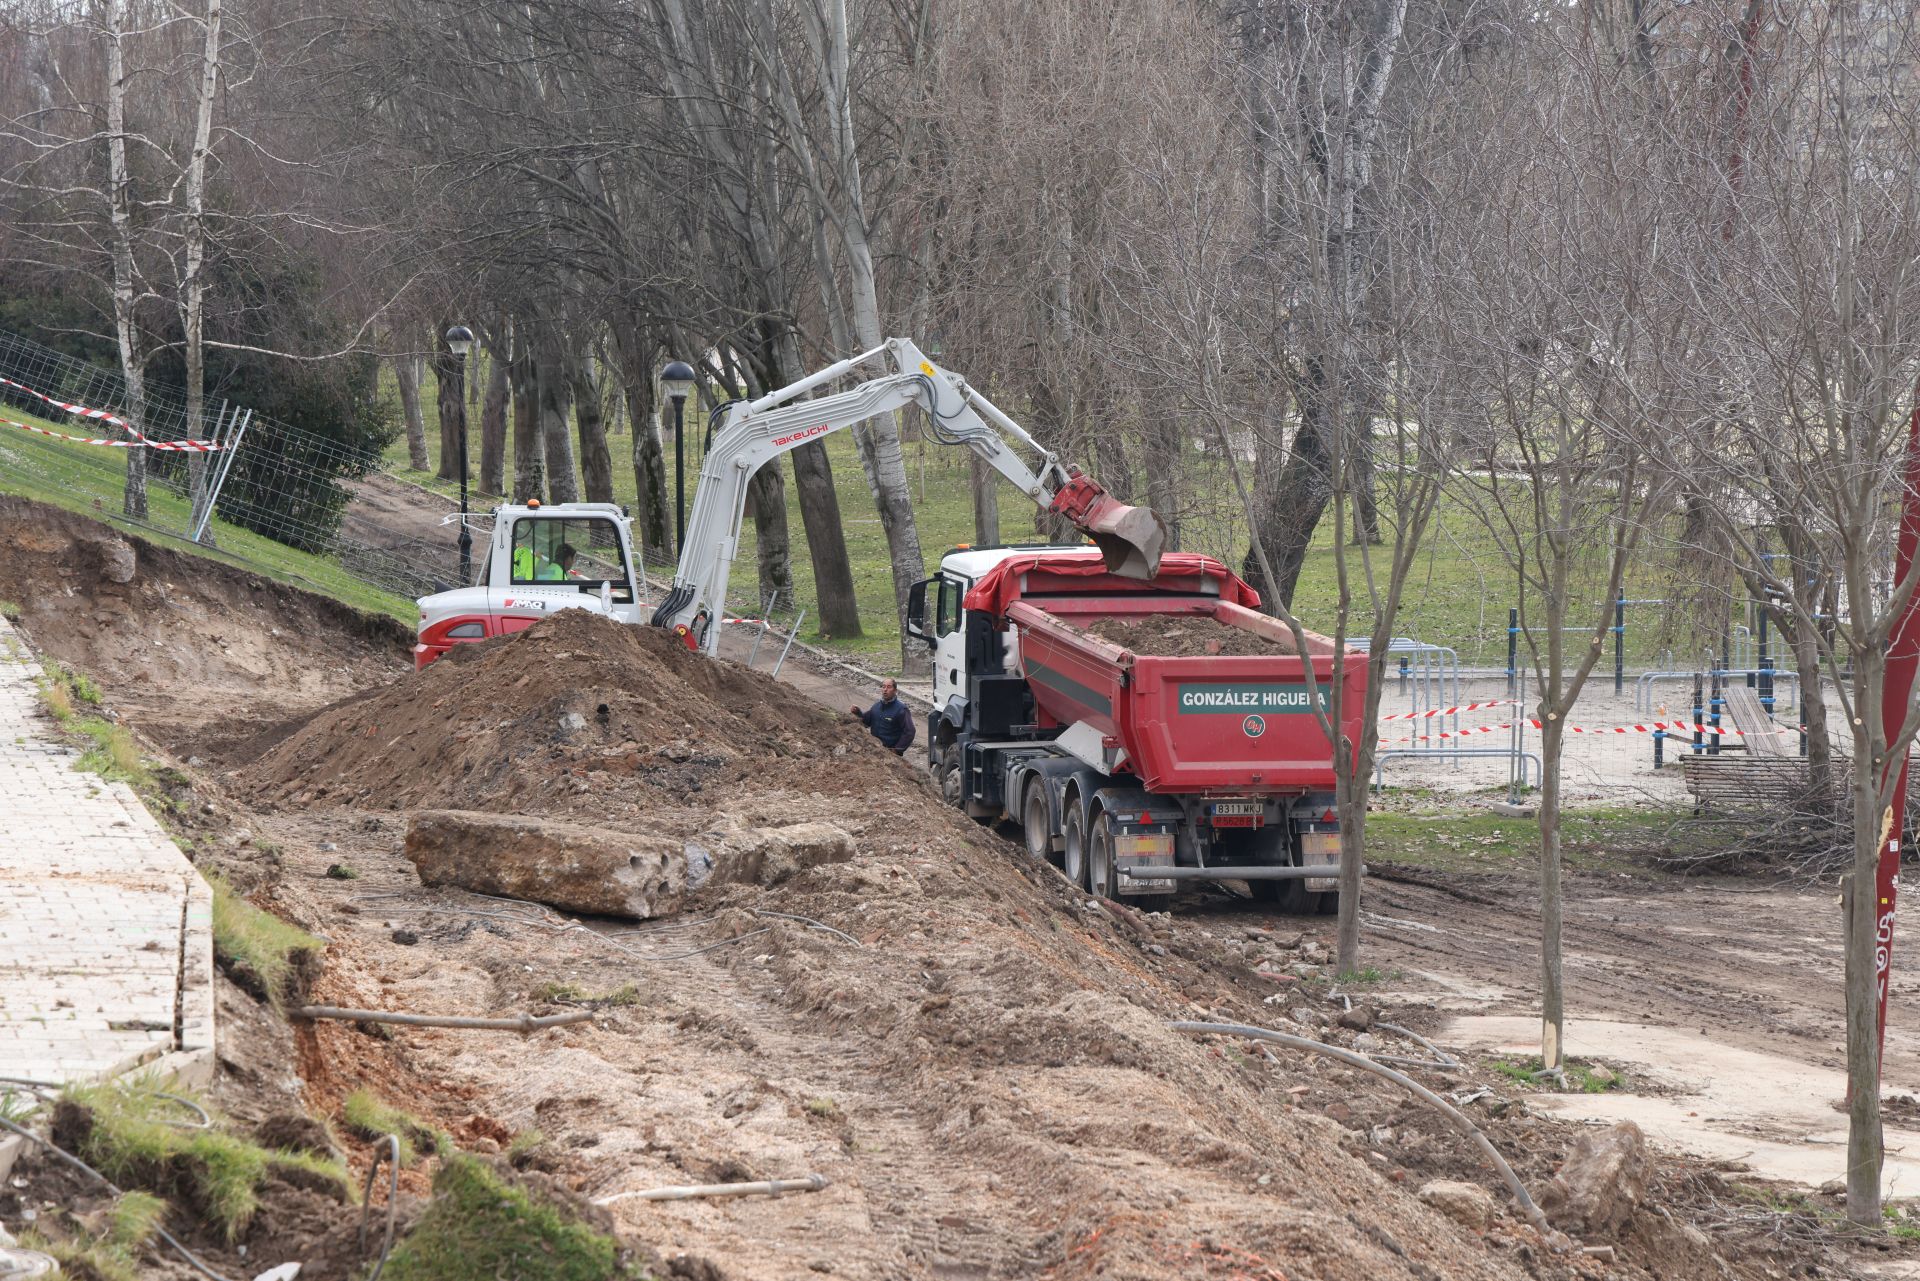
[1084,611,1288,657]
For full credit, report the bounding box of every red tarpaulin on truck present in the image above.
[962,551,1261,618]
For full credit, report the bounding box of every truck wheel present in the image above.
[937,746,964,809]
[1087,811,1117,899]
[1252,876,1308,913]
[1062,804,1088,890]
[1022,783,1056,865]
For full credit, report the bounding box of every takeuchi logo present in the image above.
[1243,714,1266,738]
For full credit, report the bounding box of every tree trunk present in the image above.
[1538,714,1567,1070]
[430,349,468,490]
[610,324,670,559]
[1145,412,1181,552]
[1845,648,1887,1225]
[435,324,459,482]
[510,337,543,504]
[569,352,613,505]
[396,352,429,471]
[479,341,508,498]
[969,452,1000,547]
[104,0,148,520]
[764,328,862,638]
[1244,364,1335,609]
[181,0,223,540]
[747,462,794,613]
[535,327,578,504]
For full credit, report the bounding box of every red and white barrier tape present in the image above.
[0,374,221,450]
[2,413,223,452]
[1379,699,1518,722]
[1383,717,1795,746]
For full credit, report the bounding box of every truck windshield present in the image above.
[508,517,633,601]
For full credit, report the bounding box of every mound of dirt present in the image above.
[239,606,920,825]
[1085,612,1286,657]
[0,496,410,749]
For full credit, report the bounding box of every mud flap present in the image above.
[1298,828,1341,894]
[1047,472,1167,580]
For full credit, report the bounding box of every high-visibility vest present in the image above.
[513,546,535,580]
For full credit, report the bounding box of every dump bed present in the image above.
[978,555,1366,795]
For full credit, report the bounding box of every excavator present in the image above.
[413,338,1167,667]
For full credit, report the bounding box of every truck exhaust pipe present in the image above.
[1048,471,1168,580]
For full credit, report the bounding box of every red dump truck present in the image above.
[905,547,1367,913]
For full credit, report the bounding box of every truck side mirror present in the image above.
[905,578,934,644]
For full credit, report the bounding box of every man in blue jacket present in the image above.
[851,679,916,756]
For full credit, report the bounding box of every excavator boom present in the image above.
[654,338,1166,652]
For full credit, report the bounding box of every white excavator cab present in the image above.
[414,501,644,668]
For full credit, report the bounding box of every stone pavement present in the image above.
[0,616,213,1112]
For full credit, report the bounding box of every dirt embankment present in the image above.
[1085,612,1285,657]
[218,607,1833,1280]
[3,520,1874,1281]
[0,495,410,749]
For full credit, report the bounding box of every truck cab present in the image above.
[414,502,644,668]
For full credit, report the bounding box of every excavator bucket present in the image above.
[1048,472,1168,580]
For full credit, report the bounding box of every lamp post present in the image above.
[661,360,696,554]
[446,325,475,581]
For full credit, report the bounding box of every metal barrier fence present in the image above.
[0,328,455,601]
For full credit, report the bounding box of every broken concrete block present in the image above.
[91,537,137,584]
[1540,1120,1650,1235]
[404,810,688,919]
[708,821,856,887]
[1419,1179,1497,1231]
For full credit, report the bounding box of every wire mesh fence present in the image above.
[0,327,458,602]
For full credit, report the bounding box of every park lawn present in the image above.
[374,368,1704,671]
[0,408,416,623]
[1359,806,1689,875]
[1362,803,1688,875]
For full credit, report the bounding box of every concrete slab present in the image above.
[0,618,214,1178]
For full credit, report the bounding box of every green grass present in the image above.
[1489,1056,1624,1094]
[0,405,414,621]
[72,718,151,789]
[0,598,19,621]
[28,1188,165,1281]
[59,1082,351,1243]
[340,1089,441,1166]
[206,873,323,1009]
[531,980,641,1008]
[1362,805,1687,875]
[379,1154,646,1281]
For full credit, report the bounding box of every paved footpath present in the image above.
[0,616,213,1119]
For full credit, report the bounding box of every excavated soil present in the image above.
[235,607,915,831]
[0,495,409,749]
[5,507,1897,1279]
[1085,612,1289,657]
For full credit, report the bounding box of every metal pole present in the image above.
[771,609,805,678]
[1758,599,1774,713]
[674,395,686,553]
[1692,666,1703,755]
[1614,595,1625,695]
[456,352,472,584]
[191,408,251,544]
[1507,607,1518,698]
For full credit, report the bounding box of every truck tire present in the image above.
[937,745,964,809]
[1087,811,1117,899]
[1062,803,1088,890]
[1022,783,1056,866]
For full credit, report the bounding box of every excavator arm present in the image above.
[652,337,1166,653]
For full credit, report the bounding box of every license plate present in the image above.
[1211,801,1261,817]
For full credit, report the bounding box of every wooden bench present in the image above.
[1679,753,1809,814]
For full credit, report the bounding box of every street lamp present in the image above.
[445,325,475,582]
[661,360,696,554]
